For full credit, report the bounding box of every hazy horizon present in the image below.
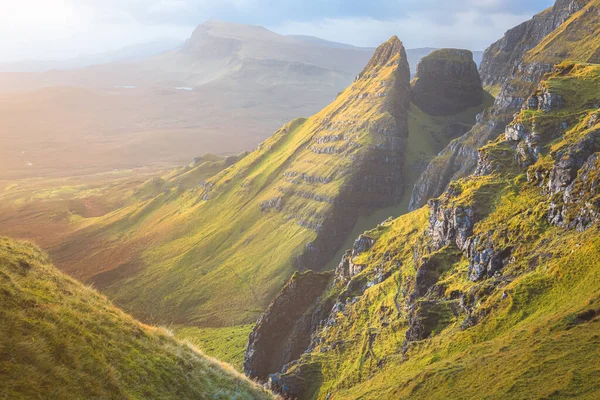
[0,0,553,63]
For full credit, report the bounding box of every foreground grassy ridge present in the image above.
[280,65,600,399]
[0,237,274,400]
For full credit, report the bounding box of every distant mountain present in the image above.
[0,21,375,180]
[0,38,183,72]
[287,35,372,50]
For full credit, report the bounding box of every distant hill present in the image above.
[0,38,183,72]
[0,22,373,180]
[0,237,274,399]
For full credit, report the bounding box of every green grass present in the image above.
[175,325,254,371]
[525,0,600,65]
[0,237,274,400]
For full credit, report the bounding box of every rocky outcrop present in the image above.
[411,49,483,116]
[408,0,586,211]
[428,198,475,251]
[295,37,411,271]
[464,236,513,282]
[545,127,600,229]
[334,234,377,282]
[560,153,600,231]
[244,271,334,382]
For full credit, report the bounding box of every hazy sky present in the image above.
[0,0,554,62]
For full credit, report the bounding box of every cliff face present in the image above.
[46,37,413,328]
[258,61,600,400]
[478,0,588,89]
[411,49,483,116]
[409,0,592,211]
[295,36,411,270]
[244,271,334,381]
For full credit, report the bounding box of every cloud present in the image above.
[65,0,555,26]
[271,10,532,50]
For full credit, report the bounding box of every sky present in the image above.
[0,0,555,62]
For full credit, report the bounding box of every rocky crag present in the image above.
[248,59,600,400]
[44,37,413,327]
[411,49,483,116]
[244,271,334,381]
[409,0,598,210]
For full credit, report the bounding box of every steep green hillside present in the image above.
[248,64,600,399]
[0,237,274,400]
[52,37,411,328]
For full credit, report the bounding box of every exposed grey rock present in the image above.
[352,234,377,255]
[244,271,334,382]
[260,197,283,213]
[464,235,512,281]
[428,198,475,251]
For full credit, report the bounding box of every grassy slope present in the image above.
[0,95,488,367]
[175,325,254,371]
[525,0,600,64]
[281,64,600,399]
[0,237,274,400]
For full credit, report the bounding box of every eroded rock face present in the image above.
[244,271,334,382]
[411,49,483,116]
[546,129,600,229]
[335,234,378,282]
[428,198,475,251]
[464,235,513,282]
[295,36,411,271]
[562,153,600,231]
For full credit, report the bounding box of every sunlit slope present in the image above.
[0,237,274,400]
[44,37,410,327]
[269,63,600,399]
